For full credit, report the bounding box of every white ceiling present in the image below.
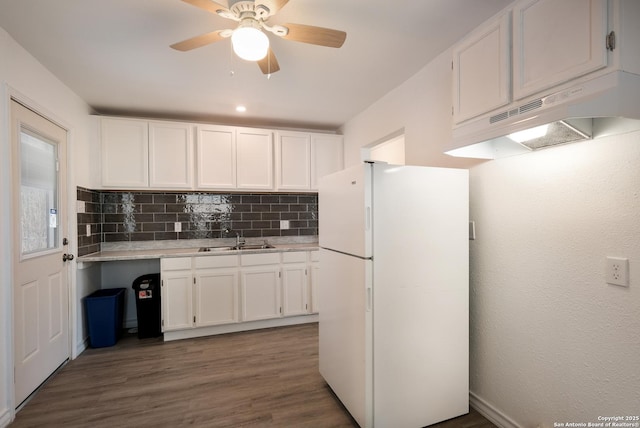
[0,0,513,131]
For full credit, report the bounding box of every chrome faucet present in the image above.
[236,232,245,248]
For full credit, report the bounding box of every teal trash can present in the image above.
[85,288,126,348]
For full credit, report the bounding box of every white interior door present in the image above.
[11,100,70,407]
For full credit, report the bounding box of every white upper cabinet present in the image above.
[512,0,608,100]
[196,125,273,191]
[196,125,236,189]
[452,11,511,124]
[102,116,342,192]
[276,131,344,191]
[236,127,274,190]
[101,117,149,188]
[276,131,312,190]
[311,134,344,190]
[148,121,193,189]
[101,117,193,189]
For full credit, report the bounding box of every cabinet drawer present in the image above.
[282,251,307,264]
[241,252,280,266]
[310,250,319,262]
[161,257,192,271]
[194,254,238,269]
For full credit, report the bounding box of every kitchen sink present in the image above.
[198,243,275,252]
[198,246,237,252]
[238,244,276,250]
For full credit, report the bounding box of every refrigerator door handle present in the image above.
[366,286,372,312]
[365,206,371,231]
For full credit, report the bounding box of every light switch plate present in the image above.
[174,222,182,233]
[280,220,290,230]
[76,201,86,213]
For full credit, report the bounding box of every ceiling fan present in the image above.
[170,0,347,75]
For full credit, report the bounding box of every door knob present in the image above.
[62,253,75,262]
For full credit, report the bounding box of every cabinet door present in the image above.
[241,266,281,321]
[161,271,193,331]
[236,128,273,190]
[513,0,608,100]
[276,131,311,190]
[101,117,149,188]
[149,121,193,189]
[195,269,239,326]
[282,263,308,316]
[196,125,236,189]
[452,12,511,123]
[311,134,343,190]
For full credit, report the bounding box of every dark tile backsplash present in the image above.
[76,187,318,256]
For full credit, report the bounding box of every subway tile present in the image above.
[142,223,166,232]
[154,232,178,240]
[153,194,177,204]
[77,187,318,248]
[154,213,178,222]
[279,196,298,204]
[270,204,288,212]
[141,204,166,213]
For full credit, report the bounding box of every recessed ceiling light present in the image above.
[236,105,247,113]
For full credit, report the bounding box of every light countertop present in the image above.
[78,237,319,263]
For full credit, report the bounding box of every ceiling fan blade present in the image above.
[170,30,227,51]
[180,0,229,15]
[257,48,281,74]
[255,0,289,14]
[282,23,346,48]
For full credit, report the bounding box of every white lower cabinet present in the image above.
[161,249,318,338]
[161,258,194,332]
[193,255,239,326]
[240,252,281,321]
[281,251,309,316]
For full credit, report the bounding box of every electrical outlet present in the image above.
[280,220,290,230]
[606,257,629,287]
[86,224,91,237]
[174,222,182,233]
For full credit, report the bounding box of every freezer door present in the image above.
[318,163,372,258]
[318,248,373,428]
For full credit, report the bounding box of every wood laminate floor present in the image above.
[10,323,495,428]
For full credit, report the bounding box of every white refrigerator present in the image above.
[318,162,469,428]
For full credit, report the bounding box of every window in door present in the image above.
[19,126,59,256]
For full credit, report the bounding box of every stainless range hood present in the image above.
[446,71,640,159]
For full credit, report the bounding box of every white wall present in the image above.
[0,26,96,426]
[341,47,640,425]
[341,49,482,169]
[470,131,640,425]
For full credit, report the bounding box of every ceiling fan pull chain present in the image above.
[229,40,235,77]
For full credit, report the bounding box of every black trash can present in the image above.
[132,273,162,339]
[85,288,126,348]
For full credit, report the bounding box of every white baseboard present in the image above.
[0,408,13,428]
[470,391,522,428]
[74,336,88,358]
[163,314,318,342]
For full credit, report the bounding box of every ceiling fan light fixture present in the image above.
[231,21,269,61]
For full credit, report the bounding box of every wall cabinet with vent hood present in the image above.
[452,11,511,124]
[452,0,640,127]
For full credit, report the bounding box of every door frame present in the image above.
[3,85,77,416]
